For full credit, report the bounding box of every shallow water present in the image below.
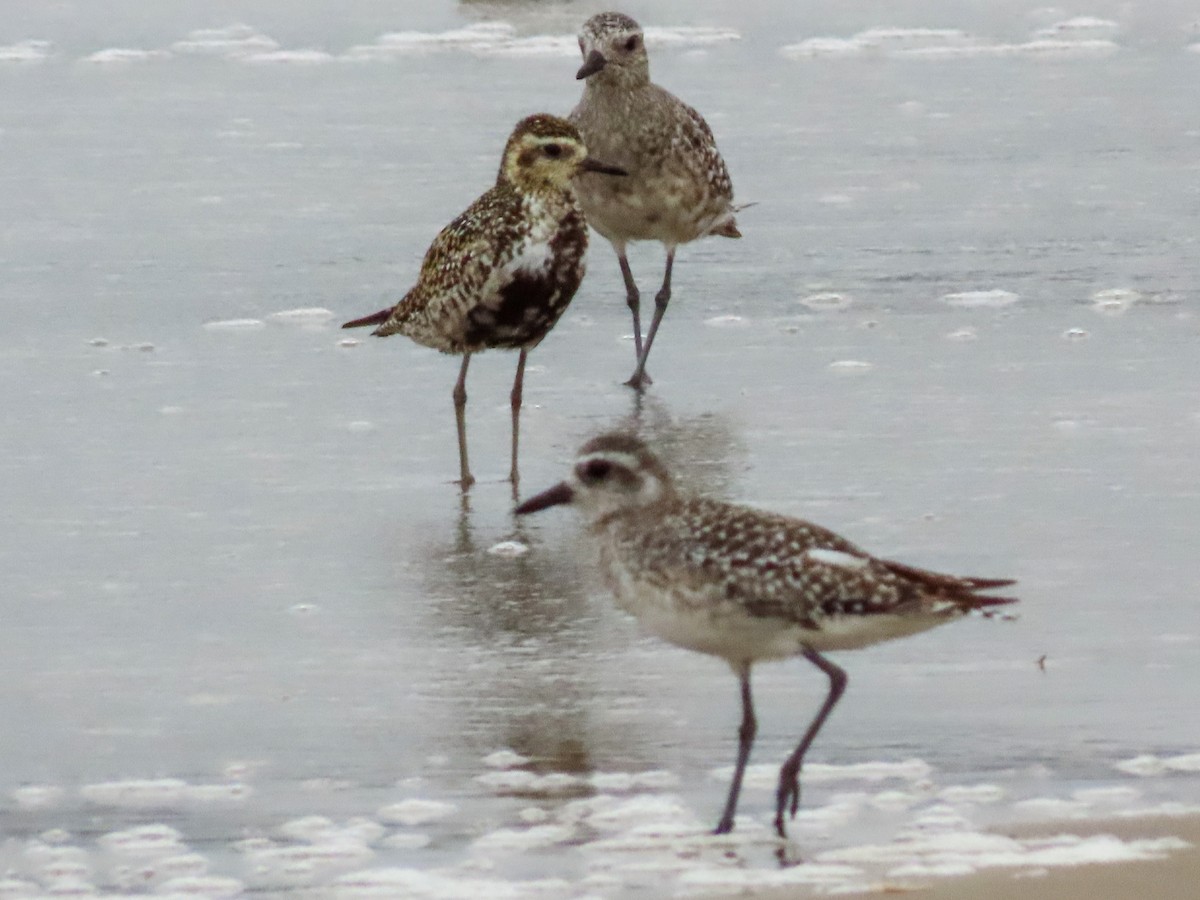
[3,1,1200,896]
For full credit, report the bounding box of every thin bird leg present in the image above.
[508,348,528,487]
[715,663,757,834]
[616,249,644,363]
[453,353,474,490]
[773,647,847,839]
[628,247,674,391]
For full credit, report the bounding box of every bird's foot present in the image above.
[773,770,801,838]
[624,370,653,390]
[713,816,735,836]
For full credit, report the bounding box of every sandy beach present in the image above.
[829,813,1200,899]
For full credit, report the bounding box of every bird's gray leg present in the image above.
[628,247,674,391]
[715,662,757,834]
[773,648,847,839]
[508,348,528,489]
[616,248,648,383]
[453,353,474,489]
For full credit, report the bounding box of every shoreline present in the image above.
[824,812,1200,899]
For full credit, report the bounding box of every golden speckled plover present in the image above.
[570,12,741,390]
[516,433,1017,838]
[343,114,625,488]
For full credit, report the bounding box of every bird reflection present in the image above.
[405,403,746,781]
[622,392,747,498]
[411,490,606,776]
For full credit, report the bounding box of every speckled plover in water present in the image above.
[343,114,625,488]
[516,433,1017,838]
[569,12,741,391]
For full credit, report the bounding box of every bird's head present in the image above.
[515,432,675,525]
[576,12,649,86]
[500,113,626,190]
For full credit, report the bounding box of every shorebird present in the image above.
[570,12,740,390]
[343,114,625,488]
[516,433,1017,838]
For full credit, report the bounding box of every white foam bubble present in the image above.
[780,37,867,59]
[827,359,874,373]
[677,861,867,892]
[590,770,679,792]
[0,878,41,896]
[1072,785,1141,805]
[98,823,186,858]
[0,40,54,63]
[1033,16,1120,41]
[1010,796,1090,818]
[278,815,337,841]
[1090,287,1140,315]
[12,784,66,810]
[82,779,189,809]
[782,26,1119,62]
[482,749,530,769]
[1114,754,1168,776]
[703,314,747,327]
[942,289,1019,308]
[156,874,245,896]
[471,824,576,852]
[380,832,432,851]
[1017,38,1119,59]
[245,840,374,889]
[476,770,586,797]
[1165,752,1200,772]
[170,25,280,58]
[339,338,362,347]
[486,540,529,558]
[342,24,516,60]
[644,26,740,48]
[268,307,336,324]
[938,784,1005,804]
[345,22,738,62]
[330,867,572,899]
[800,291,853,311]
[204,318,266,331]
[469,36,578,59]
[558,793,700,836]
[1062,327,1089,340]
[377,799,457,827]
[946,326,979,341]
[241,49,335,65]
[82,48,170,64]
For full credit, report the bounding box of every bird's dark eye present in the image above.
[543,143,563,158]
[624,35,639,51]
[581,459,612,481]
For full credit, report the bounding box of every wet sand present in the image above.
[792,814,1200,899]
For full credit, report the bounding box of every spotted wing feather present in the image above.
[618,498,1013,628]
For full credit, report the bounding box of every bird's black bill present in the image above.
[514,482,574,515]
[576,49,606,79]
[580,157,628,177]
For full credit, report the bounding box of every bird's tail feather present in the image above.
[342,308,391,330]
[881,559,1018,608]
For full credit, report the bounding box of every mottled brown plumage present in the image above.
[569,13,740,389]
[343,114,624,488]
[516,432,1017,839]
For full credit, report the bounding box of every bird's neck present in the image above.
[586,65,651,94]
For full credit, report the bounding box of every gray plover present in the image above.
[343,114,625,488]
[516,433,1017,838]
[570,12,740,390]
